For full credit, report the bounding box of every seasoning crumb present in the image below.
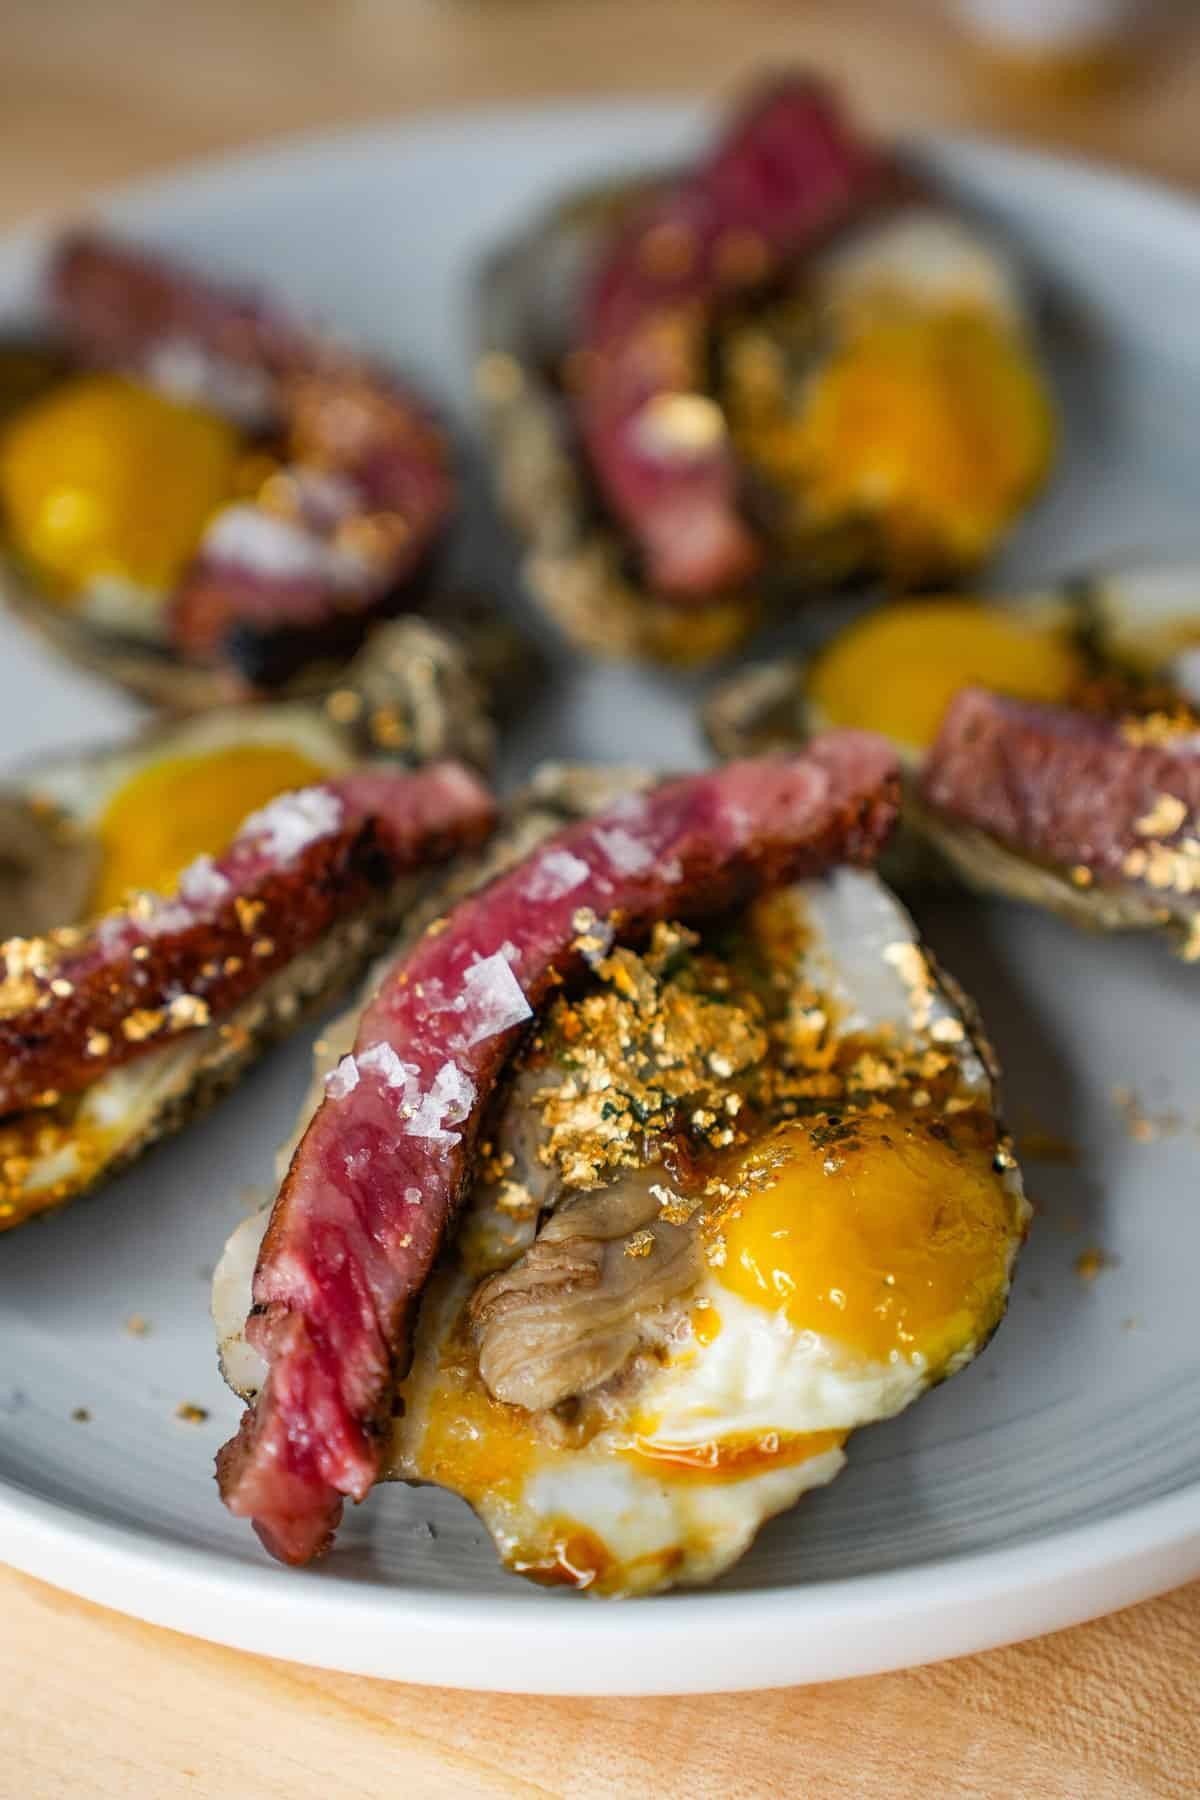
[175,1402,209,1424]
[125,1313,150,1337]
[1123,1316,1140,1332]
[1075,1246,1118,1283]
[71,1406,91,1423]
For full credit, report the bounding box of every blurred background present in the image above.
[5,0,1200,227]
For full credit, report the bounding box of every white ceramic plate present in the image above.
[1,103,1200,1696]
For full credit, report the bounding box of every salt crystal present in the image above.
[403,1061,477,1144]
[596,826,654,874]
[95,916,131,955]
[524,848,589,901]
[325,1054,360,1100]
[146,337,277,429]
[202,505,368,589]
[358,1042,418,1096]
[456,952,531,1047]
[178,855,231,908]
[143,899,193,937]
[404,1186,423,1206]
[242,786,343,862]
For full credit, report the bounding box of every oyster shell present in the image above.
[0,237,516,710]
[704,560,1200,944]
[215,762,1027,1597]
[0,628,494,1229]
[478,81,1053,667]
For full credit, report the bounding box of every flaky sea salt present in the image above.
[325,1054,360,1100]
[358,1041,418,1094]
[404,1186,423,1206]
[596,826,654,875]
[456,952,531,1047]
[524,848,589,902]
[242,786,343,862]
[178,854,231,908]
[146,337,277,429]
[202,504,367,589]
[403,1061,477,1145]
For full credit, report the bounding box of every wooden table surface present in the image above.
[2,3,1199,1793]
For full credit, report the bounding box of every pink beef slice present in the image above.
[0,764,495,1115]
[574,78,892,602]
[216,734,901,1564]
[922,687,1200,904]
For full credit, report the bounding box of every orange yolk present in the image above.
[790,305,1053,579]
[807,598,1085,754]
[90,742,329,913]
[718,1113,1017,1369]
[630,1427,845,1480]
[0,373,239,598]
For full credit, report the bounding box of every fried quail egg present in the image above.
[719,208,1055,588]
[1,372,243,621]
[706,559,1200,770]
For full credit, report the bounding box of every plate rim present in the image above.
[3,97,1200,1693]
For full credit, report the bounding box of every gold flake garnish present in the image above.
[252,938,276,959]
[86,1031,111,1058]
[125,1314,150,1337]
[175,1402,209,1424]
[1134,794,1187,838]
[122,1008,165,1043]
[1120,709,1198,748]
[1075,1246,1117,1283]
[1069,864,1093,888]
[49,977,73,998]
[624,1229,655,1259]
[1178,916,1200,962]
[369,706,410,750]
[235,896,265,934]
[636,392,727,461]
[167,995,211,1031]
[224,956,243,976]
[325,688,363,725]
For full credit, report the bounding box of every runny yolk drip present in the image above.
[90,743,328,913]
[0,373,239,598]
[631,1427,845,1480]
[718,1113,1017,1370]
[807,598,1086,754]
[741,303,1054,582]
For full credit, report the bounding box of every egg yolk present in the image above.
[807,598,1086,753]
[90,742,328,913]
[718,1113,1017,1370]
[0,373,239,598]
[738,304,1054,582]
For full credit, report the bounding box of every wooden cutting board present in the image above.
[2,2,1200,1792]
